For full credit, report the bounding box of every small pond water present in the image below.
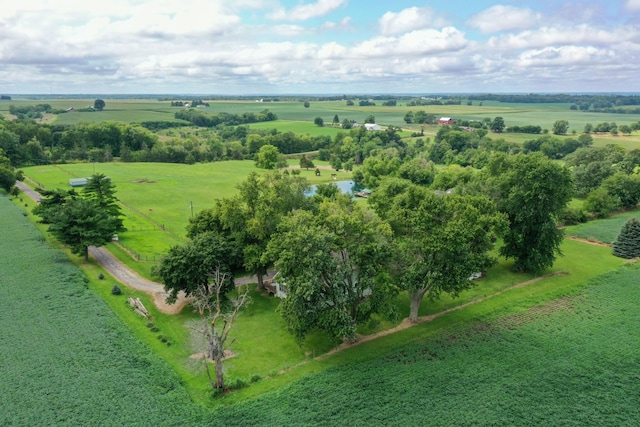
[305,180,366,197]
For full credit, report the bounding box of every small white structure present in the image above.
[364,123,382,131]
[69,178,88,187]
[265,277,288,299]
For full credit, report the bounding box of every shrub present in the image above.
[111,285,122,295]
[250,374,262,383]
[98,272,105,280]
[559,206,588,226]
[226,378,248,390]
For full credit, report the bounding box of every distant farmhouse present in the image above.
[438,117,454,125]
[364,123,382,131]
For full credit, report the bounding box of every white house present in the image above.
[364,123,382,131]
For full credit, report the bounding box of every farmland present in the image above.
[3,191,639,424]
[5,95,640,424]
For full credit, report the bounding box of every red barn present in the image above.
[438,117,454,125]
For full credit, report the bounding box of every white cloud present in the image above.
[488,25,637,51]
[467,5,541,34]
[378,7,448,36]
[626,0,640,12]
[269,0,346,22]
[517,46,615,68]
[353,27,468,58]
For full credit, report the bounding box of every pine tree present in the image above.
[612,217,640,259]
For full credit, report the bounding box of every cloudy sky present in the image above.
[1,0,640,94]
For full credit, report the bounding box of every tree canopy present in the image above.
[266,196,395,342]
[154,231,237,304]
[187,170,310,290]
[371,179,506,322]
[482,152,573,273]
[94,99,106,111]
[255,144,280,169]
[47,198,120,261]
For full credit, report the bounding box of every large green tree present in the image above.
[490,117,505,133]
[187,171,310,290]
[0,148,19,192]
[83,173,126,232]
[266,196,395,342]
[255,144,280,169]
[47,198,120,261]
[154,231,237,304]
[483,152,573,273]
[371,179,506,323]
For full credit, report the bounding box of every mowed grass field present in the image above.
[6,189,638,425]
[21,161,355,264]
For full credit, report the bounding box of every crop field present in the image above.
[565,210,640,244]
[4,98,640,138]
[0,194,205,425]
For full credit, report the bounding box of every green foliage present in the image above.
[483,153,573,273]
[83,173,126,232]
[94,99,106,111]
[0,164,18,192]
[299,155,315,170]
[111,284,122,295]
[47,198,121,261]
[584,187,621,218]
[565,145,624,197]
[552,119,570,135]
[372,180,506,322]
[602,172,640,209]
[206,265,640,425]
[612,217,640,258]
[313,116,324,127]
[154,231,236,303]
[565,210,640,244]
[490,116,505,133]
[255,144,280,169]
[267,198,395,343]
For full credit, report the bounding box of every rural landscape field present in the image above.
[2,90,640,426]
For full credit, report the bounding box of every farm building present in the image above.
[69,178,88,187]
[364,123,382,131]
[438,117,454,125]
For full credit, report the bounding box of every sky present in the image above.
[1,0,640,95]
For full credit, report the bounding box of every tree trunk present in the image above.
[214,358,224,389]
[409,289,427,323]
[256,270,265,291]
[84,246,89,262]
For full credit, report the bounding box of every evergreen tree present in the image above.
[612,217,640,259]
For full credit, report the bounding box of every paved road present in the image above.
[16,180,267,314]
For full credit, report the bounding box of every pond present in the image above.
[305,180,368,197]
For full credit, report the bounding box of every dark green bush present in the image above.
[111,285,121,295]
